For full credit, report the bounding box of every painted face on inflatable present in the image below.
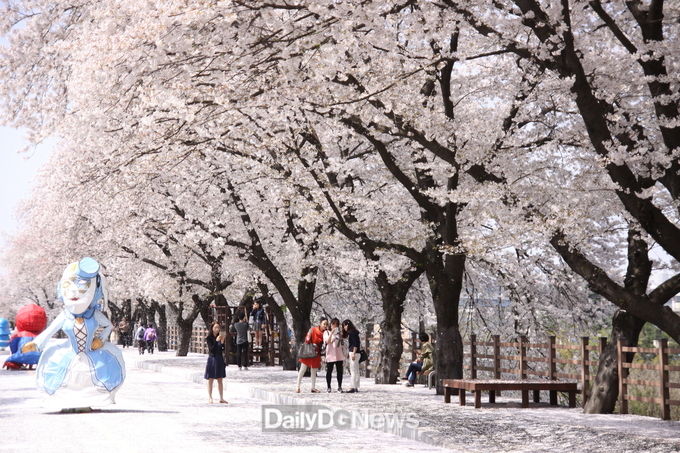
[59,258,102,316]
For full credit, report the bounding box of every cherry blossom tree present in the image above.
[2,1,677,409]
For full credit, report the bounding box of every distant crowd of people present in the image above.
[115,319,157,355]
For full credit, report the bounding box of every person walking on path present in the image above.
[205,321,228,404]
[230,313,250,370]
[118,319,131,348]
[144,324,157,354]
[405,332,434,387]
[296,318,328,393]
[343,319,361,393]
[135,324,146,355]
[323,318,345,393]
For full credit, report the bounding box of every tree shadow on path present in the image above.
[47,408,179,415]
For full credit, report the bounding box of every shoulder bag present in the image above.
[298,328,318,359]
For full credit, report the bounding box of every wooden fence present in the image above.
[166,323,282,366]
[166,325,209,354]
[464,335,680,420]
[618,338,680,420]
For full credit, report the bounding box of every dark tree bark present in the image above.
[175,317,194,357]
[169,298,203,357]
[585,229,650,412]
[289,268,316,350]
[120,299,132,323]
[425,246,466,395]
[585,310,645,413]
[196,294,213,329]
[374,268,423,384]
[150,299,168,352]
[132,297,152,327]
[108,300,123,325]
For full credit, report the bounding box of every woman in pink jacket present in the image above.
[323,318,346,393]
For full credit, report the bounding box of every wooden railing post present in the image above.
[617,339,628,414]
[519,336,527,379]
[581,336,590,404]
[493,334,501,396]
[470,334,477,379]
[493,335,501,378]
[548,336,556,380]
[658,338,670,420]
[599,337,607,355]
[548,335,557,405]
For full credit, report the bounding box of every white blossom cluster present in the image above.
[0,1,678,341]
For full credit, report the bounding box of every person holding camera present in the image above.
[205,321,227,404]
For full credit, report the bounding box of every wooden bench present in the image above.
[443,379,578,409]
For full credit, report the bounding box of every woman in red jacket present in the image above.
[295,318,328,393]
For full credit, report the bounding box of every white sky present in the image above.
[0,126,53,246]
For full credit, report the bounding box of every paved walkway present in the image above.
[125,349,680,453]
[3,347,680,453]
[1,347,450,453]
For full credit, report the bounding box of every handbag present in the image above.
[359,349,368,363]
[298,342,318,359]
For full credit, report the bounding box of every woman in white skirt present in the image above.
[342,319,361,393]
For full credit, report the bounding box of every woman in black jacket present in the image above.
[342,319,361,393]
[204,322,227,404]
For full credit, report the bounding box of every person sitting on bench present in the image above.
[405,332,433,387]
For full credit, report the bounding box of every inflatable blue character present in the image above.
[22,258,125,408]
[0,318,10,350]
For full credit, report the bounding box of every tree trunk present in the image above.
[150,300,168,352]
[287,265,317,362]
[584,310,645,413]
[132,298,151,327]
[426,251,466,395]
[169,299,202,357]
[176,317,194,357]
[290,309,312,356]
[267,298,296,370]
[108,300,123,325]
[122,298,132,322]
[197,295,214,329]
[376,295,404,384]
[435,321,464,394]
[374,269,422,384]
